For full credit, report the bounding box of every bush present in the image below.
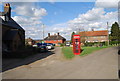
[84,42,94,46]
[60,43,65,47]
[110,41,120,45]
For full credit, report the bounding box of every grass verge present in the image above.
[62,47,75,59]
[62,46,112,59]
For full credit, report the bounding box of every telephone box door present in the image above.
[73,35,81,55]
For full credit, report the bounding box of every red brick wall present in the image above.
[44,40,63,44]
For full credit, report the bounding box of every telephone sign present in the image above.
[73,35,81,55]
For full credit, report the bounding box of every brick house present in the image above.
[1,3,25,52]
[79,30,108,43]
[44,33,66,45]
[25,37,35,46]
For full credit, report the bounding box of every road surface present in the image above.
[2,47,118,79]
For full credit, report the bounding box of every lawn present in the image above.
[62,46,111,59]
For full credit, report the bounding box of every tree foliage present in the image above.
[110,22,120,42]
[71,32,75,43]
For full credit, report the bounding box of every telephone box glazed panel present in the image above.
[73,35,81,55]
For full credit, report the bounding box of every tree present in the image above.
[71,32,75,43]
[110,22,120,42]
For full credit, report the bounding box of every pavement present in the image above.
[2,47,118,79]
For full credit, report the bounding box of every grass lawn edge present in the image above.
[62,46,114,59]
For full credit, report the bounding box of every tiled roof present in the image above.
[44,35,66,40]
[79,30,108,37]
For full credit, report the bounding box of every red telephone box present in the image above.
[73,35,81,55]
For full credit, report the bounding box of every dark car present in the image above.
[38,45,48,53]
[65,42,70,47]
[46,43,54,49]
[46,43,55,46]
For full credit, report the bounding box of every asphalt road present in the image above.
[2,47,118,79]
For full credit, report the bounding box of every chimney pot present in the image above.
[48,33,50,37]
[4,3,11,21]
[92,28,94,31]
[57,32,59,36]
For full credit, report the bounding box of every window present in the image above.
[94,40,98,42]
[101,36,105,38]
[87,41,90,42]
[93,36,97,38]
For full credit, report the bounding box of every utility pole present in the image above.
[79,28,80,34]
[107,22,109,46]
[42,24,45,41]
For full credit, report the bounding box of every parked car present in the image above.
[37,43,43,47]
[32,44,37,47]
[66,42,70,46]
[38,45,48,53]
[36,43,55,50]
[46,44,54,50]
[46,45,52,50]
[46,43,54,49]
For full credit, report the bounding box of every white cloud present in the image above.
[1,0,56,2]
[25,26,43,39]
[68,8,117,29]
[6,2,118,40]
[80,8,105,21]
[11,3,47,39]
[49,0,56,4]
[69,8,105,24]
[95,0,120,8]
[13,5,47,17]
[12,16,42,26]
[12,16,44,39]
[33,8,47,17]
[1,0,40,2]
[47,7,118,40]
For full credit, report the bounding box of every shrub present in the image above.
[60,43,65,47]
[110,41,120,45]
[84,42,94,46]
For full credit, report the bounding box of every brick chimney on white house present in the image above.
[4,3,11,21]
[57,32,59,36]
[48,33,50,37]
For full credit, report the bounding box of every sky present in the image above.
[0,0,119,40]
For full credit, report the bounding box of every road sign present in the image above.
[73,35,81,55]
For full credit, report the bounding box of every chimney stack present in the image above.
[4,3,11,21]
[57,32,59,36]
[48,33,50,37]
[92,28,94,31]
